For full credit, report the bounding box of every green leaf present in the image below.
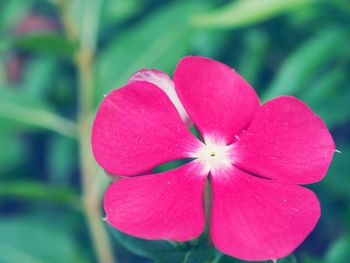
[324,235,350,263]
[110,225,214,263]
[109,227,174,259]
[191,0,315,29]
[314,82,350,128]
[236,29,269,87]
[0,132,25,174]
[0,87,76,137]
[191,30,228,59]
[0,180,80,208]
[154,248,215,263]
[100,0,144,26]
[95,1,208,98]
[300,67,347,109]
[13,33,77,57]
[277,254,297,263]
[299,254,321,263]
[321,143,350,198]
[218,254,246,263]
[0,216,87,263]
[21,56,59,99]
[262,28,348,101]
[299,66,349,128]
[47,135,78,185]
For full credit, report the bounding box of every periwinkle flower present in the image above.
[92,56,335,261]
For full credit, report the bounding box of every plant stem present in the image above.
[78,113,114,263]
[204,179,212,246]
[57,0,115,262]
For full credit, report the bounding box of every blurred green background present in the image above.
[0,0,349,262]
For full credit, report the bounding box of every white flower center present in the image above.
[193,139,232,173]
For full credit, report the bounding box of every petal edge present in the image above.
[174,56,260,144]
[210,167,320,261]
[92,81,201,176]
[104,162,207,241]
[232,96,335,184]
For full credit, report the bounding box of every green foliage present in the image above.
[322,143,350,200]
[0,180,79,208]
[263,28,348,101]
[191,0,315,28]
[154,248,215,263]
[0,88,76,137]
[324,235,350,263]
[0,0,349,262]
[110,227,216,262]
[0,217,87,263]
[13,34,78,57]
[277,255,297,263]
[47,135,78,185]
[95,1,209,97]
[0,132,25,174]
[109,227,174,258]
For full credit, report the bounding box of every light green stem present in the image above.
[57,0,115,262]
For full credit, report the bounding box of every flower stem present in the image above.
[204,179,213,246]
[57,0,115,262]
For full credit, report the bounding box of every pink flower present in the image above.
[91,56,335,261]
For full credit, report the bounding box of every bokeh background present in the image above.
[0,0,349,262]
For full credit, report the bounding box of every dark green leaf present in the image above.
[0,132,25,174]
[236,29,269,87]
[263,28,348,101]
[321,143,350,199]
[300,66,349,128]
[21,56,58,99]
[324,235,350,263]
[301,67,347,109]
[315,82,350,128]
[191,30,228,59]
[218,254,246,263]
[109,226,174,258]
[277,254,297,263]
[154,248,215,263]
[47,135,78,185]
[95,1,208,99]
[14,33,77,57]
[299,254,322,263]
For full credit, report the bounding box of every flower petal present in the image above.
[210,167,320,261]
[232,96,335,184]
[104,162,207,241]
[92,81,201,176]
[174,56,259,144]
[129,69,191,125]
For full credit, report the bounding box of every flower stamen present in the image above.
[192,138,233,173]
